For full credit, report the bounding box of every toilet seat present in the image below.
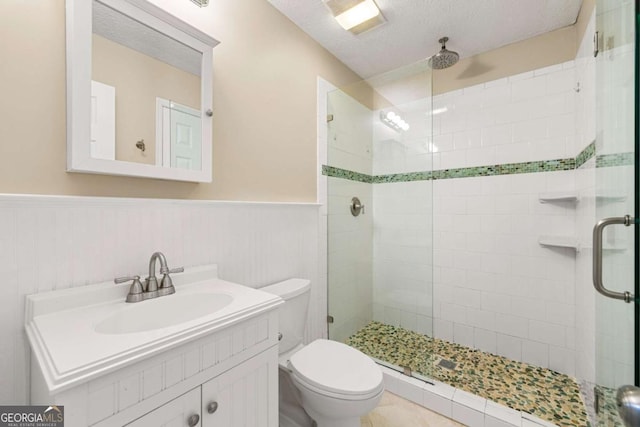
[288,339,383,400]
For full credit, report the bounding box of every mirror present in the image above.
[66,0,218,182]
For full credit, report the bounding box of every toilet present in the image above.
[261,279,384,427]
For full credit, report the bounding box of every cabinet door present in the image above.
[126,388,201,427]
[202,347,278,427]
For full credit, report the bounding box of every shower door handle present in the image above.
[592,215,634,302]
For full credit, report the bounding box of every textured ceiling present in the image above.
[93,1,201,76]
[267,0,583,78]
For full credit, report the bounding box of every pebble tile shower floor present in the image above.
[347,322,590,427]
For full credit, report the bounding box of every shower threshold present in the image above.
[347,322,591,427]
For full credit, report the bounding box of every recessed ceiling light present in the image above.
[325,0,385,34]
[335,0,380,30]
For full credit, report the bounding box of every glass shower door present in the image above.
[593,0,638,424]
[326,61,434,380]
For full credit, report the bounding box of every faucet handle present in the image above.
[115,276,146,303]
[158,267,182,296]
[114,275,140,284]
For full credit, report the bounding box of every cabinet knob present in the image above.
[207,401,219,414]
[187,414,200,427]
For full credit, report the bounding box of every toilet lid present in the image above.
[289,339,383,396]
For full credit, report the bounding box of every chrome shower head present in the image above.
[429,37,459,70]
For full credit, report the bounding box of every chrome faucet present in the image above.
[114,252,184,303]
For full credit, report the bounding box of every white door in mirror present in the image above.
[171,107,202,170]
[157,99,202,170]
[90,80,115,160]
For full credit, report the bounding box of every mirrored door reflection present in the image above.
[91,0,202,169]
[157,100,202,171]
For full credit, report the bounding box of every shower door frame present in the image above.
[319,62,435,378]
[592,0,640,421]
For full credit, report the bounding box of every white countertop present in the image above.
[25,265,282,393]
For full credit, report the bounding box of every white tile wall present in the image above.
[431,61,576,171]
[324,83,375,342]
[370,78,434,333]
[426,44,614,378]
[327,89,373,175]
[433,170,577,374]
[327,177,373,341]
[373,99,433,176]
[372,181,433,335]
[0,195,320,405]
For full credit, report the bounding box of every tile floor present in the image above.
[361,391,464,427]
[594,385,623,426]
[348,322,590,427]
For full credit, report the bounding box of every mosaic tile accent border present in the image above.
[322,141,634,183]
[324,158,577,183]
[373,171,432,183]
[433,159,576,180]
[596,152,635,168]
[322,165,372,183]
[576,141,596,169]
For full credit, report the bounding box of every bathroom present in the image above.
[0,0,637,426]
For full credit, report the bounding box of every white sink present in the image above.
[25,265,283,393]
[95,292,234,334]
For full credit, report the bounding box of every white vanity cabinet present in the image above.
[200,347,276,426]
[26,265,282,427]
[126,388,200,427]
[31,310,280,427]
[127,347,278,427]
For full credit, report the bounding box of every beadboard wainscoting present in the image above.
[0,194,322,404]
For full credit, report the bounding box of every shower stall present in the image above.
[322,1,639,425]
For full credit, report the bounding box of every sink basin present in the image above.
[25,265,284,393]
[95,293,234,334]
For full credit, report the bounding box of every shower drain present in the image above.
[437,359,457,370]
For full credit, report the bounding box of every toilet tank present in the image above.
[260,279,311,355]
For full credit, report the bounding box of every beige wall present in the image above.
[0,0,361,201]
[0,1,597,200]
[93,34,200,165]
[576,0,596,47]
[433,0,596,95]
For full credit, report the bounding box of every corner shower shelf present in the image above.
[539,236,628,252]
[538,192,579,203]
[595,194,627,203]
[539,191,627,204]
[538,235,580,251]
